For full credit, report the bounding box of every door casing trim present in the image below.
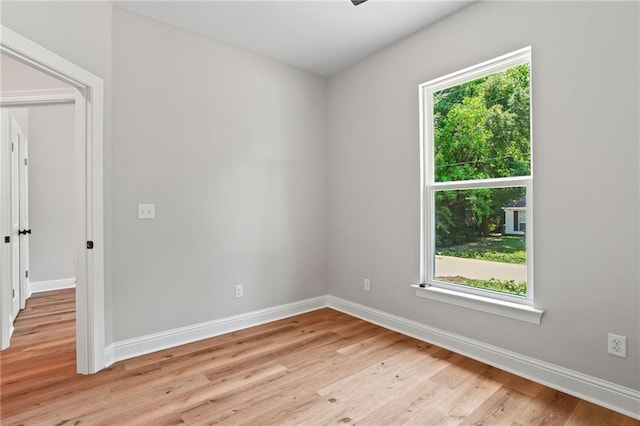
[0,25,105,374]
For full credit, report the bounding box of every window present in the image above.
[419,47,534,309]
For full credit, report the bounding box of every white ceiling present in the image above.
[113,1,473,77]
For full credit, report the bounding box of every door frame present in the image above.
[0,25,105,374]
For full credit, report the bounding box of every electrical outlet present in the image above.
[608,333,627,358]
[363,278,370,291]
[138,203,155,219]
[235,284,243,298]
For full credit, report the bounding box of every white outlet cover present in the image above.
[608,333,627,358]
[138,203,155,219]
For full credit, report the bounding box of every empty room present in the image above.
[1,0,638,424]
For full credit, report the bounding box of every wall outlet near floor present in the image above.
[363,278,371,291]
[607,333,627,358]
[235,284,243,298]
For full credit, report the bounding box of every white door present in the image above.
[8,115,29,322]
[18,124,29,311]
[5,114,31,327]
[9,116,21,322]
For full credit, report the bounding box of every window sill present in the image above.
[411,284,544,325]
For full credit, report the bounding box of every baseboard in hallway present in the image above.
[28,278,76,297]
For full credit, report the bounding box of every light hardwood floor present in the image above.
[1,289,637,425]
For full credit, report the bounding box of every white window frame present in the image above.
[416,47,543,323]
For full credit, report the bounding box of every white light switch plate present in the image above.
[138,203,155,219]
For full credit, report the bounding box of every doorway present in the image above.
[2,98,77,331]
[0,25,105,374]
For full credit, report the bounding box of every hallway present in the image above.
[0,288,76,415]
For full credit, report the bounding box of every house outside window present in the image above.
[503,197,526,235]
[419,47,533,305]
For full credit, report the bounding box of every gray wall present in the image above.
[2,3,328,342]
[1,53,70,91]
[327,1,639,390]
[27,104,75,283]
[110,9,327,340]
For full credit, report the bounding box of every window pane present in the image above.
[433,64,531,182]
[434,187,527,296]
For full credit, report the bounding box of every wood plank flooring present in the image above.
[1,289,637,425]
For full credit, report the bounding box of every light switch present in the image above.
[138,203,155,219]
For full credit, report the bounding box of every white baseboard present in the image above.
[102,293,639,420]
[107,295,328,365]
[29,278,76,295]
[327,295,640,420]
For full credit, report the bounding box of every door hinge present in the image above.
[4,236,9,244]
[25,270,29,278]
[11,142,14,152]
[87,241,94,249]
[24,158,28,166]
[12,289,15,299]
